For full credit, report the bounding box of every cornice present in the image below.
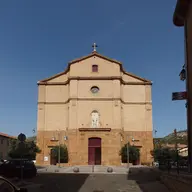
[38,76,152,86]
[79,128,111,132]
[38,98,152,105]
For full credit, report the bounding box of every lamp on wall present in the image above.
[132,137,135,146]
[51,137,56,141]
[64,136,68,141]
[179,64,186,81]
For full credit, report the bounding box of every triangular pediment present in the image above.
[68,51,122,65]
[38,51,152,84]
[122,71,151,83]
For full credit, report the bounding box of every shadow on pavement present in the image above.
[30,173,89,192]
[127,167,168,192]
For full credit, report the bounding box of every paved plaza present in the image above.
[30,166,169,192]
[37,165,131,174]
[37,165,158,174]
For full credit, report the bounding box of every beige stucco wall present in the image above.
[36,54,153,165]
[48,72,69,83]
[45,85,69,102]
[122,73,143,82]
[122,85,146,102]
[44,104,68,131]
[77,80,115,98]
[70,56,121,77]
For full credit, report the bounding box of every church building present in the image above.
[36,44,154,166]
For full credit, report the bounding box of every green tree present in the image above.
[52,145,68,163]
[8,139,41,160]
[151,147,178,162]
[120,143,140,164]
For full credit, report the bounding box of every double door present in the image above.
[88,138,101,165]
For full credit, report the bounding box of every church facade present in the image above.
[36,48,154,166]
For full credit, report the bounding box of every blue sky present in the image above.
[0,0,186,137]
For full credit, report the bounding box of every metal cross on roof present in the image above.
[92,43,98,52]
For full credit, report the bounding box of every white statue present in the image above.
[91,111,99,128]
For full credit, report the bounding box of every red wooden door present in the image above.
[88,147,95,165]
[88,138,101,165]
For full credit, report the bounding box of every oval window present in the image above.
[90,86,99,94]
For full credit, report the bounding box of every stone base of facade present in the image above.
[36,129,154,166]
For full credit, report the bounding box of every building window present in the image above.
[92,65,98,72]
[90,86,99,94]
[1,139,3,145]
[7,140,9,146]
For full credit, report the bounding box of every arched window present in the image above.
[91,111,99,128]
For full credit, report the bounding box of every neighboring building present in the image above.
[0,132,16,160]
[179,147,188,157]
[173,0,191,26]
[162,143,187,150]
[36,46,154,166]
[173,0,192,72]
[173,0,192,169]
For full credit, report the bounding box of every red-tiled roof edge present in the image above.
[0,132,17,139]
